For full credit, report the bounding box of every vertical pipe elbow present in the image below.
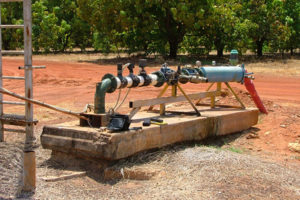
[94,78,112,114]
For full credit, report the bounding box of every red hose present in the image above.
[244,72,268,114]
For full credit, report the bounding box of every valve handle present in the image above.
[139,59,147,74]
[127,63,135,74]
[177,65,181,74]
[117,63,123,77]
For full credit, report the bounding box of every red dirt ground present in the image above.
[2,57,300,163]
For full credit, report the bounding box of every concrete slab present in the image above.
[41,107,259,160]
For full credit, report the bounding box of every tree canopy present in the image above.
[0,0,298,57]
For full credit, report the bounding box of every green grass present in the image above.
[227,146,244,154]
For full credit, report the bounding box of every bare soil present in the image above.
[0,55,299,199]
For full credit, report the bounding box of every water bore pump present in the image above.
[84,59,266,129]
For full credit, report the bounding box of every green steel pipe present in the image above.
[94,78,112,114]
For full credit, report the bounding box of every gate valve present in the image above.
[127,63,140,88]
[138,59,152,86]
[127,63,135,74]
[117,63,128,88]
[138,59,147,75]
[178,65,189,84]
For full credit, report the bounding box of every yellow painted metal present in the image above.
[225,82,246,109]
[177,84,200,116]
[210,95,216,108]
[195,83,215,105]
[23,151,36,191]
[148,84,169,111]
[172,85,177,97]
[217,82,222,91]
[160,104,166,115]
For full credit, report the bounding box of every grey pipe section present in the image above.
[179,75,208,84]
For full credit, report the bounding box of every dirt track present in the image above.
[2,57,300,104]
[0,56,299,199]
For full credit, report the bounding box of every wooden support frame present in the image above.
[130,90,220,109]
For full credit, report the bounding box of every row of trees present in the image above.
[1,0,299,58]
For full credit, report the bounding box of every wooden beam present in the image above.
[129,107,140,119]
[130,91,221,108]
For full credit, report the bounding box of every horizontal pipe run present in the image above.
[18,65,46,70]
[0,0,23,2]
[1,101,25,105]
[2,76,25,80]
[0,24,24,29]
[4,128,26,133]
[115,74,159,89]
[1,50,24,55]
[0,87,88,120]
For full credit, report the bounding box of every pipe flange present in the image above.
[152,71,165,87]
[118,76,128,88]
[181,68,190,75]
[102,73,118,93]
[140,74,152,86]
[128,74,140,88]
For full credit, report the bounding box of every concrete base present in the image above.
[41,107,259,160]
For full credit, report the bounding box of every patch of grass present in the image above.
[291,156,300,161]
[227,146,243,154]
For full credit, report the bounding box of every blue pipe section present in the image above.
[199,66,245,83]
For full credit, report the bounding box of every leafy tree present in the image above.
[32,0,92,52]
[32,1,60,52]
[201,0,239,57]
[283,0,300,55]
[1,2,23,50]
[241,0,290,56]
[77,0,211,58]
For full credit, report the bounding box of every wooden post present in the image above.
[23,0,35,191]
[24,0,34,149]
[0,3,3,142]
[23,151,36,191]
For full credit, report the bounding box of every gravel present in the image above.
[0,143,23,199]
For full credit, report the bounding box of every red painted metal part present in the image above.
[244,73,268,114]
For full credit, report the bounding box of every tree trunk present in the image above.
[217,48,224,57]
[256,40,264,57]
[169,40,178,58]
[290,48,294,56]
